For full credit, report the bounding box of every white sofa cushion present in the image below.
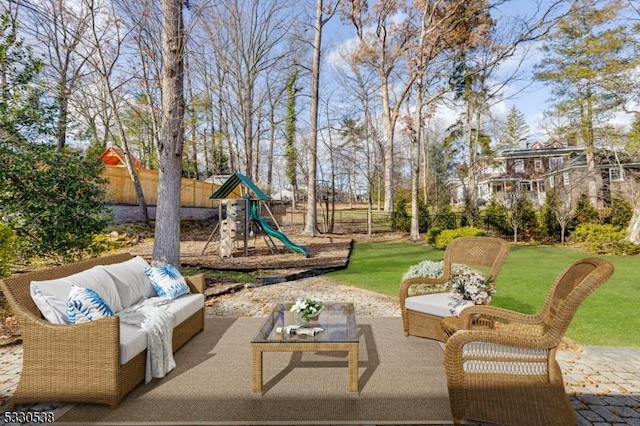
[66,285,115,324]
[31,266,124,324]
[405,292,473,317]
[99,256,157,309]
[118,293,204,364]
[165,293,204,326]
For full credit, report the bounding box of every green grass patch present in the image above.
[327,242,639,347]
[328,242,442,295]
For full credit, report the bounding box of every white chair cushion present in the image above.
[118,293,204,364]
[99,256,157,309]
[462,342,549,375]
[405,292,472,317]
[31,266,124,324]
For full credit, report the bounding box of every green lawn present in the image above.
[326,242,639,347]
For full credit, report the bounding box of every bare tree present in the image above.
[340,0,495,217]
[21,0,95,151]
[152,0,185,265]
[84,0,150,223]
[504,187,526,243]
[341,0,420,215]
[546,184,574,244]
[116,0,163,168]
[206,0,292,181]
[303,0,339,236]
[334,52,384,238]
[70,72,114,153]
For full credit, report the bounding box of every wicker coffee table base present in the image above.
[251,342,359,395]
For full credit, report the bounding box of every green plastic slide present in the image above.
[252,216,308,257]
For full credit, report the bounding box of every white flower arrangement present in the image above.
[403,259,494,312]
[448,266,495,305]
[290,297,325,321]
[402,259,445,280]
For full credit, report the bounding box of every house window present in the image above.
[549,157,563,170]
[514,159,524,173]
[534,159,542,171]
[563,172,571,186]
[610,167,624,182]
[519,182,532,192]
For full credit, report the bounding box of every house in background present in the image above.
[483,140,584,208]
[543,148,640,208]
[449,140,640,210]
[449,140,583,208]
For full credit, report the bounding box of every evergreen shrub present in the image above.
[573,194,599,225]
[601,196,633,228]
[390,197,411,232]
[434,226,485,249]
[481,199,510,235]
[426,228,442,245]
[571,223,640,255]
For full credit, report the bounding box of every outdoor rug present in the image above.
[58,317,452,425]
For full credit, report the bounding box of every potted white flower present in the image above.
[290,297,325,324]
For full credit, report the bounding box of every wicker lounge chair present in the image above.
[399,236,510,342]
[0,253,206,409]
[444,257,614,426]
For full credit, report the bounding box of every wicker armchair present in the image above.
[0,253,206,409]
[399,237,510,342]
[444,257,614,426]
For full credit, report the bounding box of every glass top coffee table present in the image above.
[251,302,359,395]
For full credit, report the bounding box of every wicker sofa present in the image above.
[0,253,206,409]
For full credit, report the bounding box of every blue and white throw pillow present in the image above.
[66,285,115,324]
[144,264,191,300]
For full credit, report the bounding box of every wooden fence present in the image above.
[103,165,219,208]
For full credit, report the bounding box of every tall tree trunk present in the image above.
[586,148,598,206]
[464,99,477,227]
[628,209,640,243]
[410,85,422,241]
[303,0,324,236]
[627,188,640,243]
[103,80,149,226]
[267,117,275,195]
[367,192,373,239]
[243,91,253,178]
[381,88,394,215]
[580,84,598,207]
[56,82,68,151]
[153,0,185,266]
